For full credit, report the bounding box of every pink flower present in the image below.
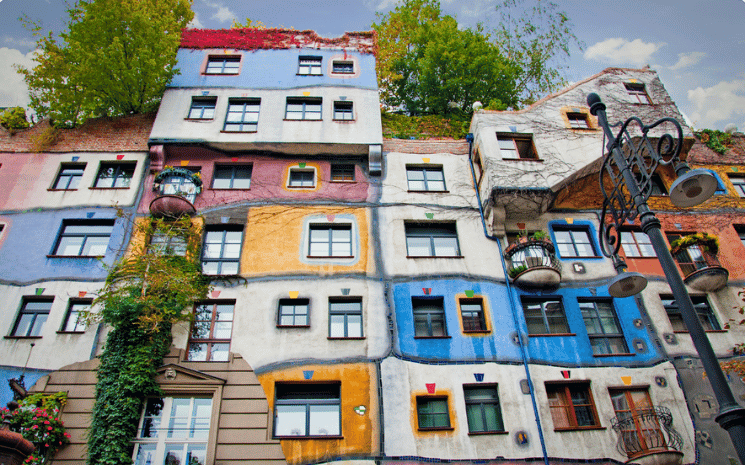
[44,420,50,424]
[47,426,53,431]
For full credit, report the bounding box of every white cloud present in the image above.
[687,79,745,129]
[584,38,664,67]
[3,37,36,48]
[187,11,204,29]
[363,0,399,11]
[201,1,236,24]
[0,47,36,109]
[670,51,706,70]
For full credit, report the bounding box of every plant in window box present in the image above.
[530,230,550,243]
[669,232,719,255]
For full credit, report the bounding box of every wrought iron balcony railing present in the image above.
[611,406,683,460]
[504,240,561,275]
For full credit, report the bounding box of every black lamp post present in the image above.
[587,93,745,462]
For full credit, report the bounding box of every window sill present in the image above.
[184,118,215,122]
[554,426,606,432]
[407,190,450,194]
[560,255,601,259]
[418,427,454,432]
[203,72,239,76]
[296,73,323,77]
[463,330,491,335]
[502,158,543,162]
[468,430,509,436]
[89,187,130,190]
[277,325,311,329]
[287,185,317,189]
[330,180,357,183]
[414,335,452,339]
[202,273,241,278]
[5,336,42,340]
[283,119,322,122]
[593,353,636,357]
[47,188,78,192]
[407,255,464,259]
[274,435,343,440]
[674,329,727,334]
[332,119,356,122]
[56,331,84,334]
[220,130,258,134]
[624,256,657,259]
[529,333,576,337]
[328,337,365,340]
[47,255,104,258]
[308,255,354,259]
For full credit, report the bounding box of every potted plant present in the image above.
[530,230,550,243]
[669,232,719,255]
[508,264,528,278]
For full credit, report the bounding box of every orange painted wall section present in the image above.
[257,363,380,464]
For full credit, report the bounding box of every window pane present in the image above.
[57,237,83,255]
[188,343,208,361]
[329,314,345,337]
[347,314,362,337]
[309,404,340,435]
[433,237,458,256]
[407,236,431,256]
[275,405,307,436]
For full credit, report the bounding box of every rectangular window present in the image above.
[149,232,187,256]
[188,301,234,361]
[609,388,664,458]
[61,299,90,333]
[406,166,446,191]
[405,223,460,257]
[621,231,655,257]
[567,112,590,129]
[308,224,352,257]
[666,233,707,274]
[625,83,652,104]
[460,298,487,332]
[278,298,310,327]
[580,300,629,355]
[212,165,252,189]
[662,295,720,332]
[298,56,322,75]
[53,163,85,190]
[11,298,52,337]
[332,61,354,74]
[412,297,447,337]
[553,227,596,257]
[205,55,240,74]
[52,220,114,256]
[546,382,600,430]
[274,383,341,437]
[416,396,450,430]
[133,397,212,465]
[223,98,260,132]
[329,298,363,338]
[188,97,216,120]
[288,169,316,188]
[333,101,354,120]
[201,227,242,275]
[522,298,569,335]
[330,164,355,182]
[464,385,504,433]
[496,135,538,160]
[94,162,135,188]
[285,97,322,120]
[728,175,745,198]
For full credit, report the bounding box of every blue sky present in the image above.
[1,0,743,130]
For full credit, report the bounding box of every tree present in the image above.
[17,0,194,128]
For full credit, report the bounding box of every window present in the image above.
[308,224,352,257]
[580,300,629,355]
[188,302,233,361]
[412,297,447,337]
[133,397,212,465]
[546,382,600,430]
[149,232,187,256]
[496,134,538,160]
[329,298,362,338]
[94,162,135,188]
[567,112,590,129]
[274,383,340,437]
[333,101,354,120]
[223,99,260,132]
[52,220,114,256]
[277,298,310,327]
[662,295,720,332]
[620,231,655,257]
[288,169,316,188]
[666,233,707,275]
[738,227,745,249]
[61,299,89,333]
[416,397,450,430]
[330,164,355,182]
[553,227,596,258]
[406,166,446,191]
[201,227,242,275]
[405,223,460,257]
[609,388,665,458]
[728,175,745,197]
[205,55,240,74]
[212,165,252,189]
[460,298,487,332]
[53,163,85,190]
[624,83,652,104]
[188,97,216,120]
[332,61,354,74]
[285,97,322,120]
[298,56,322,75]
[522,298,569,335]
[464,385,504,433]
[11,298,52,337]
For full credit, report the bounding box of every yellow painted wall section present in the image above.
[410,389,458,437]
[241,205,371,276]
[257,363,379,465]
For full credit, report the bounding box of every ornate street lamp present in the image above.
[588,93,745,462]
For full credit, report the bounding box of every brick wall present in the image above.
[383,138,469,155]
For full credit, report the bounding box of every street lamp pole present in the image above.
[588,93,745,462]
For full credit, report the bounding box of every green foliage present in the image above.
[0,106,30,131]
[231,18,267,29]
[17,0,194,128]
[531,230,549,241]
[508,264,528,278]
[695,129,732,155]
[669,232,719,255]
[381,111,471,139]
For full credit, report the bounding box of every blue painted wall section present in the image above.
[0,366,50,407]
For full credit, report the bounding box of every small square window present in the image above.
[553,226,596,258]
[416,396,451,430]
[53,163,86,190]
[205,56,241,74]
[201,227,242,275]
[329,298,363,338]
[546,382,600,430]
[330,164,355,182]
[188,301,234,361]
[464,385,504,433]
[53,220,115,257]
[289,169,316,188]
[567,112,590,129]
[496,134,538,160]
[11,297,53,337]
[61,299,90,333]
[94,162,135,188]
[223,98,260,132]
[412,296,447,337]
[624,83,651,104]
[298,56,322,75]
[309,224,352,257]
[406,166,446,191]
[522,298,569,335]
[662,295,720,332]
[333,101,354,120]
[405,222,460,257]
[332,61,354,74]
[579,300,628,355]
[460,298,487,332]
[620,230,655,258]
[278,298,310,327]
[188,97,216,120]
[728,175,745,198]
[274,383,340,437]
[285,97,322,120]
[212,165,252,189]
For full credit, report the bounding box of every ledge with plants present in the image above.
[0,392,70,465]
[669,232,719,256]
[504,230,553,257]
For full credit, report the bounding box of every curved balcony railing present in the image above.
[504,240,562,287]
[611,407,683,461]
[671,245,728,291]
[150,168,202,218]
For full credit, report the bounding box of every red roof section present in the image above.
[180,28,376,54]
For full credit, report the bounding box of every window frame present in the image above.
[277,298,310,327]
[331,60,354,74]
[187,97,217,120]
[211,164,252,190]
[416,396,452,431]
[463,384,505,434]
[412,296,448,338]
[579,299,630,356]
[728,175,745,198]
[51,219,115,257]
[545,381,601,431]
[298,56,323,75]
[522,297,571,336]
[285,97,322,121]
[662,294,721,332]
[330,164,355,182]
[552,226,598,258]
[93,162,136,189]
[222,98,260,133]
[273,383,341,438]
[405,222,461,258]
[307,224,353,258]
[10,297,53,338]
[148,231,188,256]
[60,298,90,333]
[459,297,488,333]
[187,301,234,362]
[620,230,656,258]
[52,163,86,190]
[288,168,317,188]
[201,226,242,276]
[333,101,354,121]
[406,165,447,192]
[204,55,241,75]
[624,82,652,104]
[566,112,590,129]
[496,134,539,160]
[328,297,363,339]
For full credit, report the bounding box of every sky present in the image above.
[0,0,743,131]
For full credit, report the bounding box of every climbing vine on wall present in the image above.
[696,129,732,155]
[0,392,70,465]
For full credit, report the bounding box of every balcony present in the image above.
[669,234,728,292]
[504,238,561,288]
[611,407,684,465]
[149,167,202,218]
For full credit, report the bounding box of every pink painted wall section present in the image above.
[138,146,371,213]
